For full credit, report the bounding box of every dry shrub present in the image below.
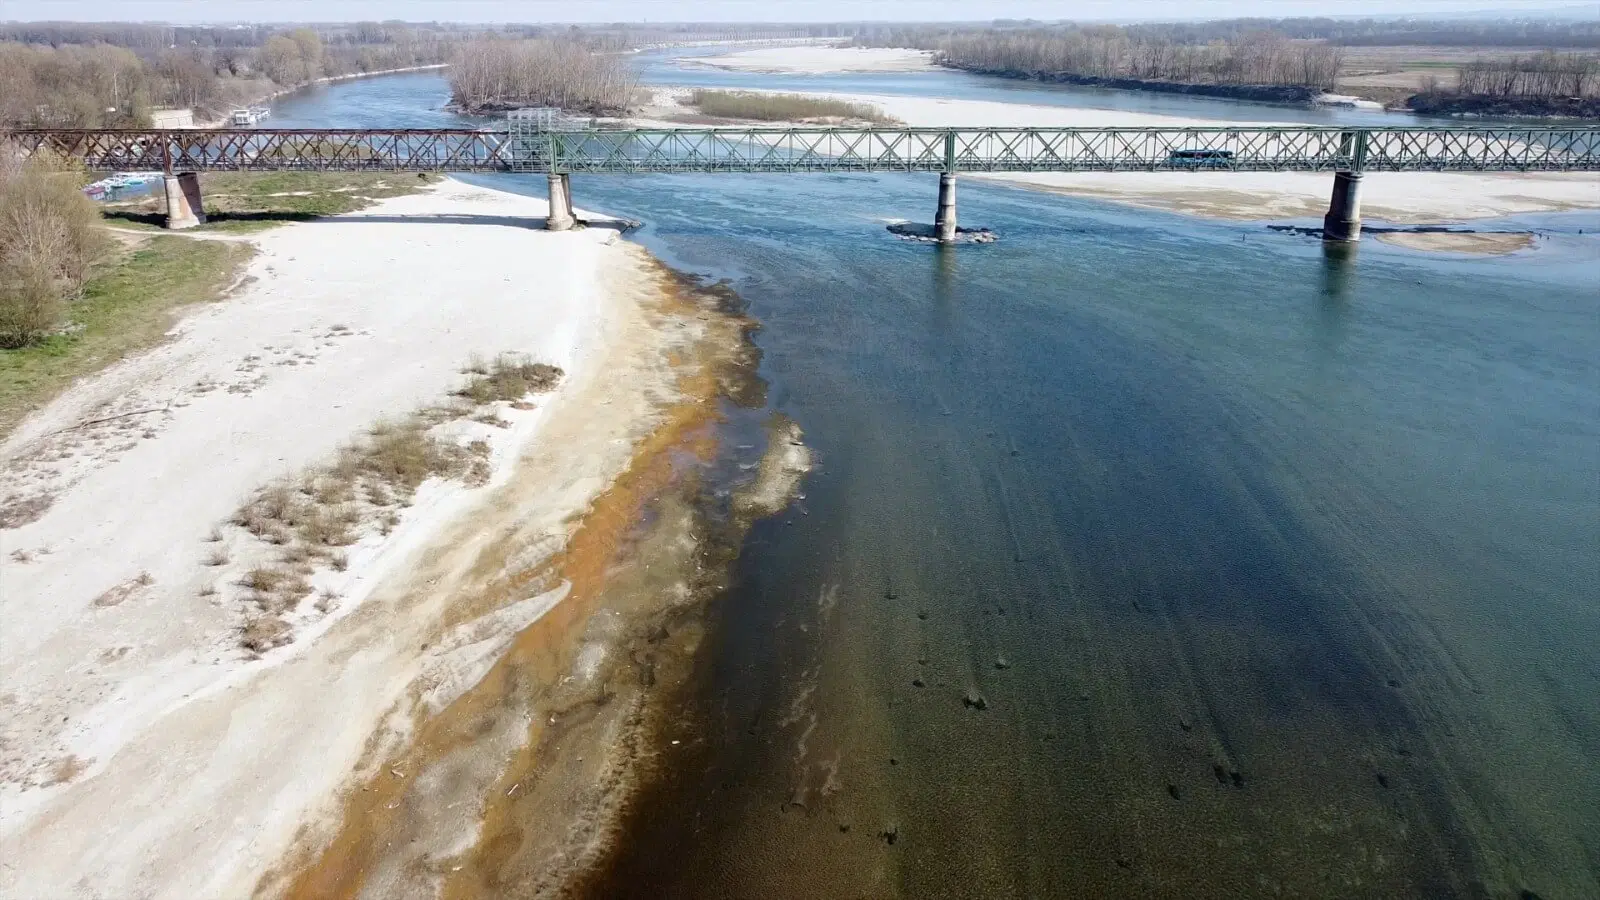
[0,149,110,348]
[456,354,563,404]
[224,351,561,651]
[689,90,901,125]
[360,420,469,489]
[240,616,292,654]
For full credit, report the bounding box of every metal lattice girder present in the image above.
[6,126,1598,174]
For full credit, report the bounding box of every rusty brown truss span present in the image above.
[7,127,1600,174]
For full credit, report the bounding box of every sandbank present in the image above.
[0,180,692,898]
[684,45,934,74]
[1375,231,1535,254]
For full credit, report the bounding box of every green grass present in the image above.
[688,90,901,125]
[103,172,443,233]
[0,237,254,438]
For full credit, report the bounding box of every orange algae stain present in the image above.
[271,265,746,900]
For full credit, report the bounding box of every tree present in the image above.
[286,28,324,81]
[257,34,303,85]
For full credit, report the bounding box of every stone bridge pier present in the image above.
[1322,131,1368,243]
[546,173,575,231]
[1323,171,1363,243]
[163,172,205,230]
[935,172,958,243]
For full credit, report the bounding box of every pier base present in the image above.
[163,173,205,230]
[934,173,958,243]
[546,174,575,232]
[1322,171,1363,243]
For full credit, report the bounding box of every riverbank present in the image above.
[0,178,750,898]
[939,62,1320,105]
[1406,92,1600,119]
[196,64,451,127]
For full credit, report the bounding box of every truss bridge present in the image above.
[9,125,1598,242]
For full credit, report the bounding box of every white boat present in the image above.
[230,105,272,127]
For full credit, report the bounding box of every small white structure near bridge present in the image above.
[149,108,195,129]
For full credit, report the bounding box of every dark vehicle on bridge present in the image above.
[1168,148,1236,167]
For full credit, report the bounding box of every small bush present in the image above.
[456,354,563,404]
[688,90,900,125]
[240,616,292,654]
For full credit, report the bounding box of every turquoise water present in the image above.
[276,69,1599,899]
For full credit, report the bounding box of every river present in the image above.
[267,64,1599,899]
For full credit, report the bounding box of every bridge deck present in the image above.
[9,126,1600,174]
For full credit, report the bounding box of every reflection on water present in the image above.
[1315,240,1357,356]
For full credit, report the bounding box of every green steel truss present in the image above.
[10,126,1600,174]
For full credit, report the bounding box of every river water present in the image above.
[269,66,1599,899]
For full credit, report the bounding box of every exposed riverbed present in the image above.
[239,61,1600,898]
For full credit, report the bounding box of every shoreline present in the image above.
[196,64,451,127]
[0,178,750,898]
[270,272,804,899]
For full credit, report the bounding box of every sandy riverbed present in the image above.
[1375,231,1535,254]
[684,45,934,74]
[0,180,716,898]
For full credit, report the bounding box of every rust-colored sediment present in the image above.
[268,260,762,900]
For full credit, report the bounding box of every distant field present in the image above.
[1336,45,1600,99]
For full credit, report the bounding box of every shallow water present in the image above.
[278,68,1599,898]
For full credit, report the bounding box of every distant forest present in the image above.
[854,17,1600,108]
[0,22,472,126]
[849,17,1600,50]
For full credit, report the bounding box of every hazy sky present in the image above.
[4,0,1587,24]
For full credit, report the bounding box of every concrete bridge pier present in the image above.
[934,172,958,243]
[163,172,205,230]
[1322,171,1363,243]
[546,173,575,231]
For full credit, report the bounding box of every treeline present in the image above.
[1452,52,1599,98]
[0,23,462,126]
[1114,17,1600,50]
[861,27,1343,90]
[448,39,637,115]
[1406,51,1600,115]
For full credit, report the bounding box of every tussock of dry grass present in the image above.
[455,354,563,405]
[221,351,564,651]
[688,89,901,125]
[240,616,292,654]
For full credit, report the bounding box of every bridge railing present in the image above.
[7,126,1599,174]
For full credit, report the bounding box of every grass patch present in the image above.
[688,90,901,125]
[0,236,253,440]
[455,354,563,405]
[221,352,564,651]
[103,172,443,234]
